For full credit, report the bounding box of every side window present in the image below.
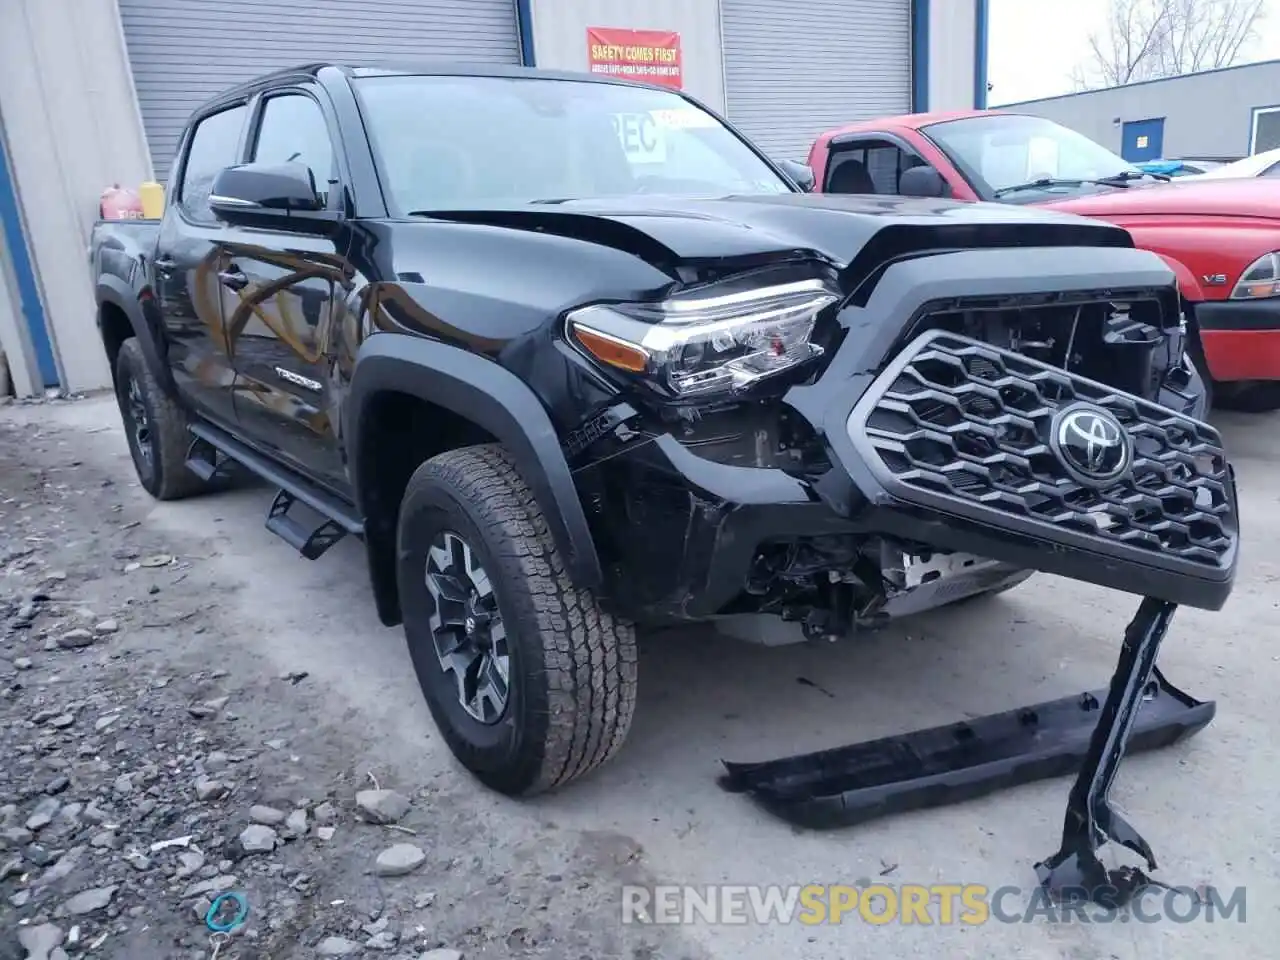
[251,94,336,205]
[179,105,248,223]
[1261,161,1280,178]
[825,139,927,195]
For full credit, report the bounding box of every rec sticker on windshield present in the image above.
[649,108,719,130]
[612,112,667,164]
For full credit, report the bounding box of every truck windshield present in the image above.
[352,74,794,212]
[922,114,1146,203]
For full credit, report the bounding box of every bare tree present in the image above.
[1069,0,1266,91]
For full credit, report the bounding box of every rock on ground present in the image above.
[354,788,410,824]
[62,884,117,915]
[316,936,364,956]
[374,843,426,877]
[238,823,279,853]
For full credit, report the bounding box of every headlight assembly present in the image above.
[566,279,839,400]
[1231,251,1280,300]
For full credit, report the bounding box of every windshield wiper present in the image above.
[993,178,1086,197]
[993,172,1167,198]
[1096,170,1170,185]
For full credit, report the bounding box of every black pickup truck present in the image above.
[91,64,1239,890]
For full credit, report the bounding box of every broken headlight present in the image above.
[566,279,839,400]
[1231,251,1280,299]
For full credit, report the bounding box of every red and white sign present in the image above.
[586,26,683,89]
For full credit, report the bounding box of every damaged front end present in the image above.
[566,239,1238,905]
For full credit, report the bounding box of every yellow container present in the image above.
[138,181,165,219]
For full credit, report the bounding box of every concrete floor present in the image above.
[15,395,1280,958]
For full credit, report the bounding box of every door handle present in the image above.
[218,267,249,291]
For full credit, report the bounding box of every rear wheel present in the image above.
[113,338,210,500]
[396,443,637,796]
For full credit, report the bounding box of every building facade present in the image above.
[0,0,989,397]
[994,59,1280,165]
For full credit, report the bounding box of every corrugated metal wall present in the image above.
[996,61,1280,159]
[117,0,522,181]
[720,0,912,161]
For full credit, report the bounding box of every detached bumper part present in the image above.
[1034,597,1184,905]
[721,597,1212,904]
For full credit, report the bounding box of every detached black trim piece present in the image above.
[1195,297,1280,331]
[718,665,1214,830]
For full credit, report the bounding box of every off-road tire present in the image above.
[396,443,638,796]
[114,338,209,501]
[1218,381,1280,413]
[1186,323,1214,415]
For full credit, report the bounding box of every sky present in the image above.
[988,0,1280,105]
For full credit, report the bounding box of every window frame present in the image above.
[824,133,929,195]
[1249,104,1280,155]
[172,100,252,226]
[243,86,344,212]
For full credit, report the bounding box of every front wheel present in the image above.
[1217,381,1280,413]
[396,444,638,796]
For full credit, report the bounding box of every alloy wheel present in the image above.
[124,373,154,469]
[424,530,510,724]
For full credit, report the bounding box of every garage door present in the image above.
[720,0,911,162]
[118,0,521,180]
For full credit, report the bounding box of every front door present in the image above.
[156,102,250,427]
[219,89,351,495]
[1121,118,1165,162]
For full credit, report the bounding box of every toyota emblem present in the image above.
[1051,404,1132,484]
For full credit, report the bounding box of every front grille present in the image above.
[846,329,1236,570]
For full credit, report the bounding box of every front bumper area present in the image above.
[822,328,1239,611]
[1197,297,1280,382]
[578,327,1238,621]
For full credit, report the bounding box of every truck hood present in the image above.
[420,192,1131,274]
[1042,178,1280,220]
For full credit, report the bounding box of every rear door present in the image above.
[217,87,351,495]
[155,101,249,426]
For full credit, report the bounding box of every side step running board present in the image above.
[720,598,1214,905]
[187,422,363,560]
[720,667,1211,828]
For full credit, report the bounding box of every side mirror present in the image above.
[899,165,951,198]
[777,159,817,192]
[209,161,339,232]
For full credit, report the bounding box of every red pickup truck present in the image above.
[806,110,1280,412]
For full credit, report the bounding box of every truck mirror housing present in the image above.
[899,165,951,198]
[209,161,339,232]
[777,159,816,192]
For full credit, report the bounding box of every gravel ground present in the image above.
[1,393,1278,960]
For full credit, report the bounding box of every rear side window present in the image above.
[251,94,336,205]
[1262,161,1280,178]
[826,139,925,194]
[179,105,248,223]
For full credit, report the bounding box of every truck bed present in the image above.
[91,219,160,291]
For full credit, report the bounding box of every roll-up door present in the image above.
[118,0,522,180]
[720,0,911,161]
